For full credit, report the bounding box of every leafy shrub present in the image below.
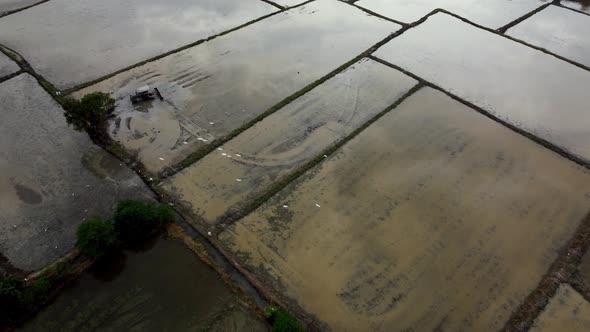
[265,305,281,320]
[264,306,304,332]
[0,276,52,325]
[113,200,174,244]
[62,92,115,144]
[76,217,117,258]
[0,275,23,323]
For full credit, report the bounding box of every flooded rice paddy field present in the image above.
[0,74,153,271]
[74,0,397,173]
[530,284,590,332]
[2,0,590,330]
[374,13,590,164]
[219,88,590,331]
[507,5,590,68]
[355,0,549,28]
[162,58,417,224]
[0,51,18,78]
[23,237,267,332]
[0,0,276,89]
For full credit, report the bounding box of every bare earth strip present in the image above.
[530,284,590,331]
[0,0,276,89]
[374,13,590,164]
[161,58,417,225]
[220,88,590,331]
[75,0,398,173]
[0,74,153,271]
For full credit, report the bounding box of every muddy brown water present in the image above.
[74,0,397,173]
[220,88,590,331]
[13,184,42,205]
[162,58,417,224]
[530,284,590,331]
[21,237,267,332]
[356,0,549,28]
[374,12,590,164]
[507,5,590,68]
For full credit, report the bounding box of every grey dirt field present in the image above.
[0,74,153,272]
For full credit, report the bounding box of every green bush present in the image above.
[76,217,117,258]
[63,92,115,144]
[264,306,304,332]
[0,275,23,323]
[0,276,52,325]
[113,200,174,244]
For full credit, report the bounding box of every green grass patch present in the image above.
[265,306,305,332]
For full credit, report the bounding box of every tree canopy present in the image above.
[76,216,117,258]
[62,92,115,144]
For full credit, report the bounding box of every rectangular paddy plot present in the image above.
[0,51,19,79]
[374,13,590,164]
[161,58,417,224]
[0,0,276,89]
[219,88,590,331]
[355,0,548,28]
[530,284,590,332]
[579,248,590,287]
[507,5,590,67]
[75,0,397,173]
[0,74,153,271]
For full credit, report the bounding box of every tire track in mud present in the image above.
[63,0,318,96]
[0,48,277,330]
[157,8,440,180]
